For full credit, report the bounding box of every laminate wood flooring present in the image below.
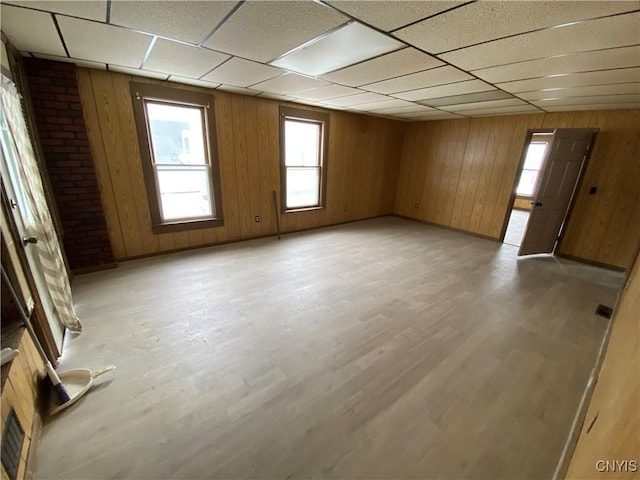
[36,217,624,479]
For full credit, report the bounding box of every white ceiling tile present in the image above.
[290,84,362,101]
[32,53,106,70]
[440,98,529,112]
[218,85,261,96]
[372,104,436,114]
[441,12,640,71]
[109,65,168,80]
[201,57,283,87]
[57,16,152,68]
[404,112,464,121]
[204,1,348,62]
[396,110,460,118]
[110,1,236,44]
[544,103,640,112]
[363,66,473,94]
[257,92,291,101]
[5,1,107,21]
[143,39,229,78]
[393,79,496,101]
[352,97,410,111]
[167,76,220,89]
[469,106,543,116]
[498,68,640,93]
[1,5,66,56]
[395,1,638,54]
[288,97,330,108]
[322,92,390,107]
[350,98,419,111]
[531,94,640,106]
[421,90,514,107]
[326,1,465,32]
[473,45,640,83]
[322,47,443,86]
[518,83,640,100]
[251,72,328,95]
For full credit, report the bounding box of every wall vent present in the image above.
[1,408,24,480]
[595,304,613,319]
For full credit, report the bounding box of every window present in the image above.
[130,83,223,233]
[516,142,547,197]
[280,107,329,211]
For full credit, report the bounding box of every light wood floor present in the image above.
[36,216,624,479]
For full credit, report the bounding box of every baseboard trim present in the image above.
[116,214,393,263]
[555,253,625,272]
[72,262,118,276]
[24,406,42,480]
[393,214,499,242]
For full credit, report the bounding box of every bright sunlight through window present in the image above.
[517,142,547,197]
[284,119,322,209]
[146,102,212,221]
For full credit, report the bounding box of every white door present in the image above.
[0,108,65,350]
[518,128,597,256]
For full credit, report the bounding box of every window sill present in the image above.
[151,218,224,234]
[283,206,325,214]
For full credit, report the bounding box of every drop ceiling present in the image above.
[1,0,639,121]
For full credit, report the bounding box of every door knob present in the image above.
[530,201,543,207]
[22,236,38,246]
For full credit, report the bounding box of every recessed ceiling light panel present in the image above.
[271,22,404,77]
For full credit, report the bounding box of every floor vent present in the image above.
[595,304,613,319]
[1,408,24,480]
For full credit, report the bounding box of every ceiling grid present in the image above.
[1,0,638,120]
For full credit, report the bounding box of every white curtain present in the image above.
[1,74,82,332]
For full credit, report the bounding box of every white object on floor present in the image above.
[50,365,116,415]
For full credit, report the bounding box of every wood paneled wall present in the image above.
[565,246,639,479]
[1,332,45,480]
[76,68,404,260]
[396,110,640,269]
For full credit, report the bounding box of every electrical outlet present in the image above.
[254,216,260,222]
[344,205,349,212]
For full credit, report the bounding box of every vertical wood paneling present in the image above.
[215,92,240,242]
[395,110,637,269]
[76,69,126,259]
[255,99,274,237]
[110,72,161,254]
[449,119,481,230]
[88,71,145,257]
[76,68,403,260]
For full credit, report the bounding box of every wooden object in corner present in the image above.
[1,331,45,480]
[565,248,640,479]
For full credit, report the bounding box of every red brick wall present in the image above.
[23,58,114,272]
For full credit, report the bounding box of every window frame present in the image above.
[130,82,224,233]
[516,141,549,198]
[279,106,329,213]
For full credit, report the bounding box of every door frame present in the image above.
[498,128,598,253]
[499,128,554,243]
